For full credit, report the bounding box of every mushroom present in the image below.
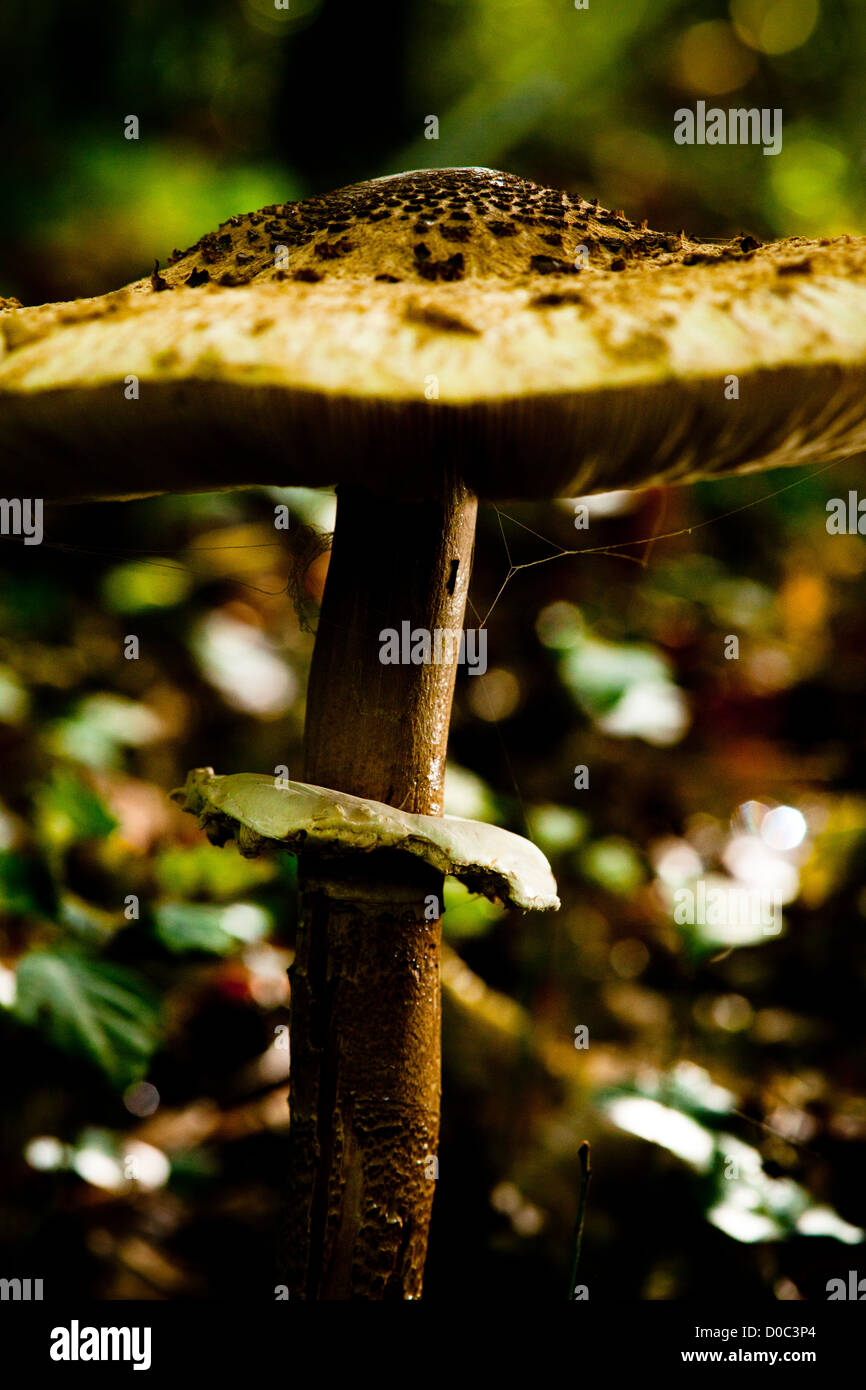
[2,167,866,1299]
[3,168,866,501]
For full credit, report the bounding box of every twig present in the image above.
[567,1140,592,1300]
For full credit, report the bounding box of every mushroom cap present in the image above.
[3,167,866,502]
[171,767,560,912]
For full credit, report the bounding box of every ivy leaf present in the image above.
[13,949,161,1087]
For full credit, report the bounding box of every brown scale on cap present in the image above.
[149,167,746,289]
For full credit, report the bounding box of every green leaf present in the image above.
[0,851,52,916]
[48,695,164,769]
[13,949,161,1087]
[58,891,124,944]
[442,879,504,940]
[153,900,270,955]
[560,634,671,717]
[559,632,689,745]
[154,843,276,899]
[34,769,117,849]
[102,559,191,613]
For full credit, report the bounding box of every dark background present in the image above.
[1,0,865,1301]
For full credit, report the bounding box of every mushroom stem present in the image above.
[288,478,477,1298]
[304,480,477,811]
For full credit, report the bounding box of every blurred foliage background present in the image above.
[2,0,866,1300]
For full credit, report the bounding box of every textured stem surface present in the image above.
[287,478,477,1298]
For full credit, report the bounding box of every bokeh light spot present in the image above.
[674,21,757,94]
[24,1136,67,1171]
[731,0,820,55]
[610,937,650,979]
[761,805,807,851]
[466,666,521,721]
[123,1081,160,1117]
